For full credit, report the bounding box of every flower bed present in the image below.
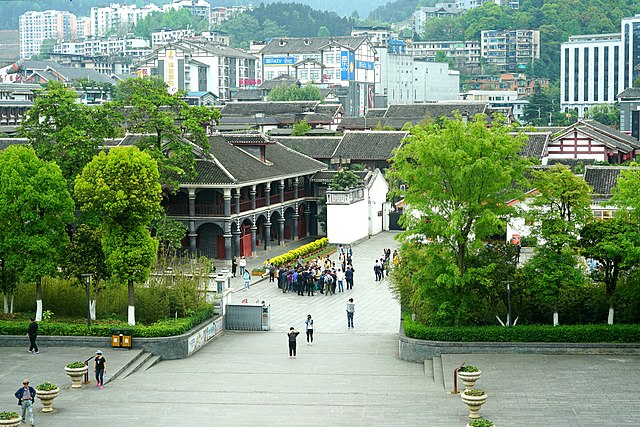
[267,238,329,267]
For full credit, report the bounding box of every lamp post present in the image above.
[81,273,92,327]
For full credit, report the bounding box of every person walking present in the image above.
[243,270,251,291]
[346,298,355,328]
[15,379,36,426]
[239,256,247,277]
[231,256,238,277]
[27,318,38,354]
[94,350,107,389]
[287,327,300,359]
[305,314,315,345]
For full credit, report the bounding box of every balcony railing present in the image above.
[195,204,224,216]
[166,204,189,215]
[326,187,365,205]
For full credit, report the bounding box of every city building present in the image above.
[0,83,40,134]
[621,15,640,90]
[459,90,527,122]
[210,6,252,26]
[258,36,377,116]
[462,73,548,96]
[481,29,540,72]
[560,33,622,117]
[414,4,465,35]
[376,44,459,105]
[76,17,91,40]
[135,40,257,101]
[19,10,77,58]
[151,29,229,47]
[617,87,640,138]
[157,132,327,259]
[54,36,151,57]
[163,0,211,21]
[411,40,481,73]
[90,3,161,38]
[350,26,395,48]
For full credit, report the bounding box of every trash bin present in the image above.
[111,329,132,349]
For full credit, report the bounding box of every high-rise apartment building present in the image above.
[481,29,540,72]
[621,15,640,89]
[163,0,211,20]
[19,10,76,58]
[90,3,160,37]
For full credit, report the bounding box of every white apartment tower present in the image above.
[163,0,211,20]
[90,3,161,37]
[19,10,76,58]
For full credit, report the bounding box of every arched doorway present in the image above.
[196,222,224,259]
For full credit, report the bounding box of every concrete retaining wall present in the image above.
[0,315,225,360]
[399,326,640,363]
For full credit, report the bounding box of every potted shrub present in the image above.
[0,412,21,427]
[461,389,487,419]
[467,420,494,427]
[457,365,482,390]
[35,382,60,413]
[65,361,88,388]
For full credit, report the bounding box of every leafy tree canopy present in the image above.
[268,82,323,101]
[584,103,620,129]
[331,169,361,190]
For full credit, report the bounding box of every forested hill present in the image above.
[0,0,383,31]
[216,3,356,49]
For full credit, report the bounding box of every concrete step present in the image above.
[432,356,445,391]
[138,354,161,372]
[424,358,434,380]
[108,350,151,382]
[103,349,144,385]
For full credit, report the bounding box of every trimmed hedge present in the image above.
[0,307,214,338]
[267,238,329,267]
[404,319,640,343]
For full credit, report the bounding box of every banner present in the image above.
[340,51,349,80]
[165,49,178,94]
[349,51,355,81]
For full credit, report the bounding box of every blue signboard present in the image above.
[388,38,409,55]
[349,51,355,81]
[264,57,295,66]
[356,60,374,70]
[340,51,349,80]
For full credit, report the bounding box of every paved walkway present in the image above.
[2,232,640,426]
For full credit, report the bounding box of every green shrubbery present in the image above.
[0,307,214,337]
[404,318,640,343]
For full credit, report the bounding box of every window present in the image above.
[593,47,599,102]
[584,47,589,101]
[604,46,609,102]
[564,48,569,102]
[266,71,274,80]
[574,48,579,102]
[310,70,319,81]
[300,70,308,80]
[593,210,614,220]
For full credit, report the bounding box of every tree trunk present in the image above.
[127,280,135,326]
[3,293,7,314]
[553,310,559,327]
[90,299,97,321]
[608,306,614,325]
[10,293,14,313]
[35,279,43,321]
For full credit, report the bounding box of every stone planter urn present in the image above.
[65,363,89,388]
[458,368,482,391]
[461,389,487,419]
[35,385,60,413]
[0,412,21,427]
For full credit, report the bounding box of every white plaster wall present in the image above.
[367,171,389,236]
[327,199,368,244]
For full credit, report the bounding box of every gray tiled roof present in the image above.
[183,133,326,185]
[58,67,113,84]
[583,166,623,196]
[315,104,343,116]
[260,36,369,55]
[220,101,320,116]
[385,103,488,121]
[547,158,596,172]
[232,89,261,101]
[617,87,640,99]
[0,138,27,150]
[554,120,638,153]
[365,109,387,118]
[277,136,342,158]
[581,120,640,150]
[259,75,299,90]
[333,131,408,160]
[513,132,550,159]
[311,170,370,184]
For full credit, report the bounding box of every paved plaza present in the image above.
[1,232,640,426]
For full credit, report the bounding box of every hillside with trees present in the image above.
[216,3,355,49]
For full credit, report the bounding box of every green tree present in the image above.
[580,218,640,324]
[584,103,620,129]
[268,82,323,101]
[389,115,529,325]
[317,25,330,37]
[330,169,361,190]
[19,81,123,191]
[0,146,74,321]
[526,164,593,325]
[522,83,552,125]
[75,147,162,325]
[63,224,109,321]
[113,77,220,194]
[610,164,640,220]
[291,120,311,136]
